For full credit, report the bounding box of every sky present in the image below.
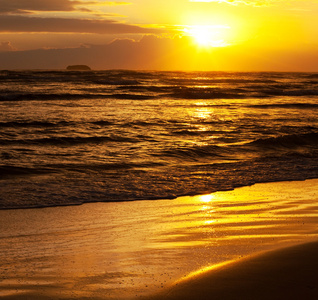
[0,0,318,70]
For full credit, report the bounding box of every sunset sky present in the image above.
[0,0,318,70]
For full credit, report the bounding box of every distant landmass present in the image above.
[66,65,91,71]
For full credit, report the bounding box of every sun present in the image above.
[183,25,230,48]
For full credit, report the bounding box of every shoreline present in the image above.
[1,177,317,211]
[1,179,317,299]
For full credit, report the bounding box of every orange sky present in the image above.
[0,0,318,70]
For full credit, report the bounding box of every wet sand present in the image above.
[0,179,318,299]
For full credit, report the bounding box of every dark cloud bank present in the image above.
[0,0,93,14]
[0,36,318,71]
[0,15,158,34]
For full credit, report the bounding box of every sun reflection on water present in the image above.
[200,194,215,203]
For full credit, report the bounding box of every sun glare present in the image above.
[184,25,230,48]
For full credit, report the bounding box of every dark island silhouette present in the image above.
[66,65,91,71]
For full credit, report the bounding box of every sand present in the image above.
[0,179,318,299]
[149,241,318,300]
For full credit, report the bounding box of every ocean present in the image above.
[0,70,317,209]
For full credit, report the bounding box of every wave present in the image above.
[160,144,230,161]
[92,79,141,85]
[247,103,318,109]
[0,92,157,102]
[248,132,318,149]
[170,129,221,136]
[1,119,210,130]
[165,78,277,85]
[304,73,318,79]
[0,135,141,146]
[1,78,317,102]
[159,132,318,162]
[119,85,172,93]
[1,90,316,102]
[0,161,165,179]
[262,89,318,97]
[0,121,71,128]
[165,86,318,99]
[108,93,156,100]
[0,93,97,101]
[0,120,116,129]
[0,165,56,178]
[91,120,114,126]
[45,161,165,171]
[165,87,246,99]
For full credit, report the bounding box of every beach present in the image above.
[0,179,317,299]
[150,241,318,300]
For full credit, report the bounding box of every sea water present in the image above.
[0,70,317,209]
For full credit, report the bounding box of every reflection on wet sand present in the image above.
[0,179,317,299]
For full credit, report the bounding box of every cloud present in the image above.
[0,0,81,14]
[0,0,127,15]
[0,15,163,34]
[0,41,16,51]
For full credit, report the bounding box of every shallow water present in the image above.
[0,179,317,299]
